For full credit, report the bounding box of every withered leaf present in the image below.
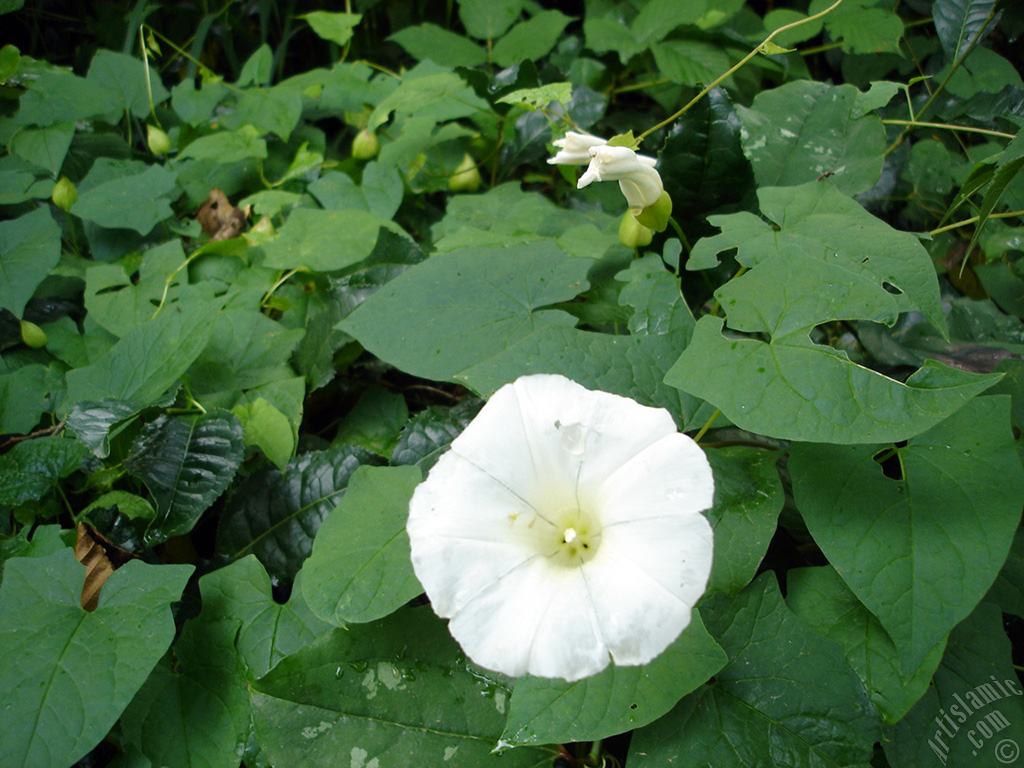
[197,189,250,241]
[74,523,134,611]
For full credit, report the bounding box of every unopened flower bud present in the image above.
[147,124,171,155]
[351,128,379,160]
[618,212,653,248]
[20,319,47,348]
[448,153,481,192]
[52,176,77,212]
[634,190,673,233]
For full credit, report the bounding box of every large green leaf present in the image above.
[502,610,726,746]
[458,0,525,39]
[932,0,997,61]
[86,49,169,118]
[666,315,998,443]
[251,608,553,767]
[16,71,122,126]
[308,163,404,220]
[120,619,250,768]
[390,401,481,472]
[389,23,487,67]
[790,396,1024,675]
[704,446,783,596]
[260,207,404,273]
[736,80,887,194]
[302,465,423,625]
[0,207,61,318]
[216,445,381,580]
[0,551,192,768]
[459,325,708,430]
[9,121,75,175]
[689,183,947,334]
[198,557,333,679]
[0,436,88,506]
[787,565,945,724]
[125,410,245,546]
[629,574,880,767]
[341,242,590,382]
[884,602,1024,768]
[72,160,178,235]
[0,362,62,435]
[492,10,572,67]
[64,298,222,411]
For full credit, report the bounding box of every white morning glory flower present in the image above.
[577,144,664,213]
[406,374,715,682]
[547,131,609,165]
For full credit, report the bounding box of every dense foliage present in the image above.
[2,0,1024,766]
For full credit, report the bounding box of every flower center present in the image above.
[544,508,602,568]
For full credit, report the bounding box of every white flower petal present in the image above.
[548,132,607,165]
[575,145,664,211]
[448,560,611,680]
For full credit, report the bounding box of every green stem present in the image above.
[636,0,846,144]
[929,209,1024,236]
[693,409,721,443]
[667,216,690,250]
[882,119,1015,140]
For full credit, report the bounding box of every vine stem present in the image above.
[882,119,1015,140]
[929,209,1024,237]
[636,0,846,144]
[692,409,721,443]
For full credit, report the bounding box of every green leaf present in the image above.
[389,23,488,68]
[0,155,55,205]
[9,121,75,175]
[988,527,1024,617]
[390,401,481,472]
[884,601,1024,767]
[502,609,726,746]
[629,573,880,767]
[652,39,734,87]
[932,0,997,61]
[810,0,904,54]
[302,465,423,625]
[341,242,590,382]
[301,11,363,46]
[16,71,123,126]
[308,163,404,220]
[64,299,223,411]
[658,88,754,227]
[367,69,489,133]
[459,326,708,430]
[0,363,62,435]
[787,565,945,724]
[493,11,573,67]
[66,398,150,458]
[458,0,525,40]
[72,160,178,234]
[237,45,272,87]
[125,410,245,546]
[691,184,946,333]
[332,385,409,457]
[251,608,552,767]
[963,133,1024,265]
[198,556,333,678]
[120,618,250,768]
[790,395,1024,675]
[232,398,295,470]
[260,207,405,273]
[86,49,169,118]
[0,525,67,583]
[736,80,887,194]
[83,491,156,521]
[495,82,573,110]
[667,316,999,443]
[216,445,381,580]
[704,446,783,596]
[177,124,268,163]
[618,253,697,336]
[225,85,303,141]
[0,436,88,506]
[0,550,192,768]
[0,207,61,318]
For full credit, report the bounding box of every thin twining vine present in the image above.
[635,0,846,144]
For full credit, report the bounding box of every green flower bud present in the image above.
[448,153,482,193]
[20,319,47,348]
[618,212,653,249]
[51,176,77,212]
[147,124,171,155]
[634,190,673,233]
[351,128,380,160]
